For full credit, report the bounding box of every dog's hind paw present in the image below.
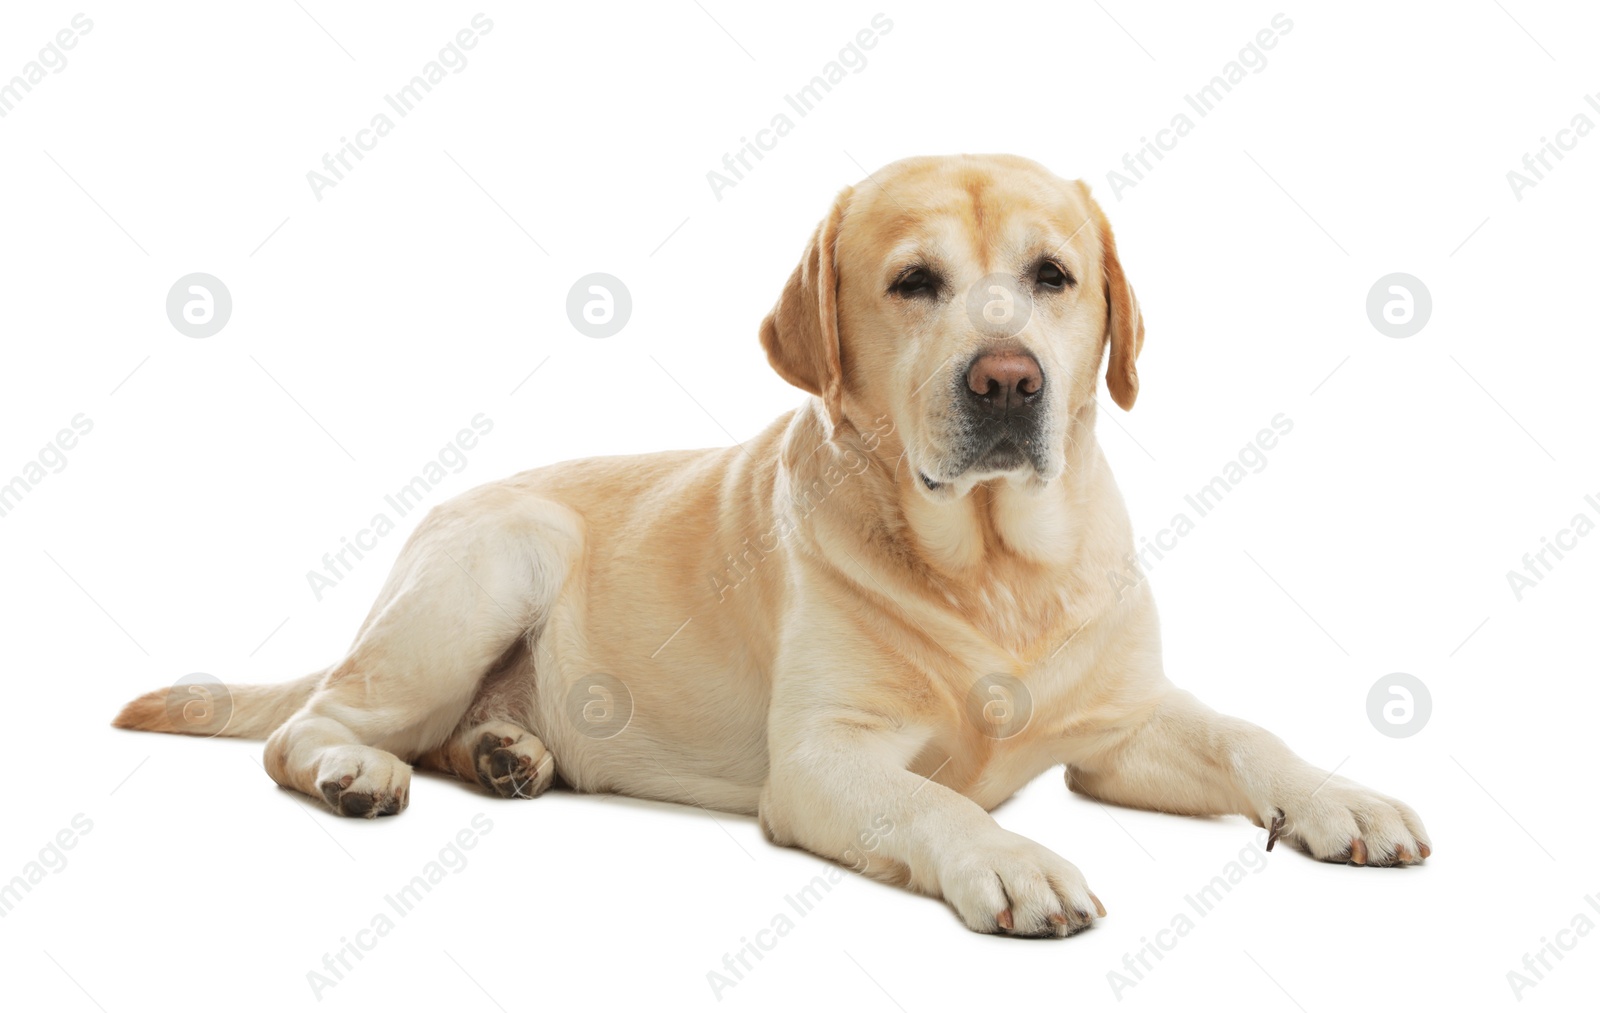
[471,724,556,799]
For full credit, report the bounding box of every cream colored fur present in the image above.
[115,154,1429,937]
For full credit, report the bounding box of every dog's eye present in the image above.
[891,267,938,297]
[1036,261,1074,291]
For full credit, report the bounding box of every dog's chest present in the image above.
[946,575,1083,664]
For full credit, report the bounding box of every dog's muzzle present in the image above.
[921,349,1051,488]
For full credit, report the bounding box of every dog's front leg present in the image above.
[1069,686,1431,866]
[760,715,1103,937]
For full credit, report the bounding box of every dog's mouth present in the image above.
[970,438,1029,473]
[920,433,1048,492]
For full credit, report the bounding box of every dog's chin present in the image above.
[916,441,1059,500]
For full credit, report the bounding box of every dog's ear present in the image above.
[760,186,853,427]
[1084,188,1145,410]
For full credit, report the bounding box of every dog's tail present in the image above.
[112,671,323,740]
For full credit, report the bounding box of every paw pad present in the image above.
[472,731,552,799]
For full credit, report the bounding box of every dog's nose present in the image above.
[965,351,1044,411]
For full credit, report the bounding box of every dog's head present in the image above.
[761,154,1143,499]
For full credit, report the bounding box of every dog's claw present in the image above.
[1265,811,1286,852]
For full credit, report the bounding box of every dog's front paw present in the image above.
[316,746,411,818]
[939,830,1105,938]
[1265,776,1431,867]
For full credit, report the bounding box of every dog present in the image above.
[115,154,1430,937]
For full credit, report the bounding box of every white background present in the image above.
[1,2,1596,1010]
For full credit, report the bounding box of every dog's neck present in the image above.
[788,398,1113,661]
[787,398,1113,653]
[895,402,1102,574]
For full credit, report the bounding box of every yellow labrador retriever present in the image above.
[116,154,1429,937]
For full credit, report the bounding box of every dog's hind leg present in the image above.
[263,488,580,817]
[415,642,558,799]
